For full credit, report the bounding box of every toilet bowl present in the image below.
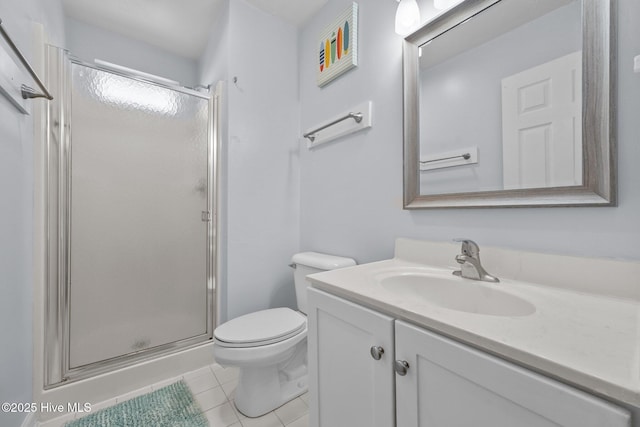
[214,308,308,417]
[212,252,356,418]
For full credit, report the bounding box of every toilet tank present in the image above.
[291,252,356,314]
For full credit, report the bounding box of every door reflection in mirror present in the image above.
[418,0,582,196]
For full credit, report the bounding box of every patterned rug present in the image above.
[65,380,208,427]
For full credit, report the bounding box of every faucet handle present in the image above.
[453,238,480,257]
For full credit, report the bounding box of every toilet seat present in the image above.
[214,308,306,348]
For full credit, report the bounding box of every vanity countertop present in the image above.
[307,239,640,407]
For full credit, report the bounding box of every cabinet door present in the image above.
[395,320,630,427]
[308,288,395,427]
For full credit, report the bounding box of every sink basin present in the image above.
[374,269,535,317]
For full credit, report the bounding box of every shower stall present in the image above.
[42,45,218,387]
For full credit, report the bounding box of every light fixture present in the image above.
[433,0,463,11]
[395,0,421,36]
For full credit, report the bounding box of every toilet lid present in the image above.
[214,308,306,346]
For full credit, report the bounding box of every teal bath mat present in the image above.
[65,380,208,427]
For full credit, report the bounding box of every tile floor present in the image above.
[37,363,309,427]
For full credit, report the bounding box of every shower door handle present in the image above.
[201,211,211,222]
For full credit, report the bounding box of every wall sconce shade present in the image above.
[395,0,421,36]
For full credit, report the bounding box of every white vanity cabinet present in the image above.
[395,320,630,427]
[308,288,631,427]
[307,287,395,427]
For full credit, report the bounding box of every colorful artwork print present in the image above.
[317,3,358,87]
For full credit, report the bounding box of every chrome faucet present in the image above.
[452,239,499,283]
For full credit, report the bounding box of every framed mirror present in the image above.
[403,0,616,208]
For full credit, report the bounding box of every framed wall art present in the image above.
[317,2,358,87]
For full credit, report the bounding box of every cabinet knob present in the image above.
[394,360,410,376]
[370,346,385,360]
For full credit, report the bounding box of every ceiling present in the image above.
[62,0,327,60]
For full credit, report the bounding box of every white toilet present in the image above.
[212,252,356,418]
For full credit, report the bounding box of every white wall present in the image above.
[65,17,198,87]
[298,0,640,264]
[198,0,230,89]
[199,0,301,321]
[0,2,65,425]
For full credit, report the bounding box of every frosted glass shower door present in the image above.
[68,64,211,368]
